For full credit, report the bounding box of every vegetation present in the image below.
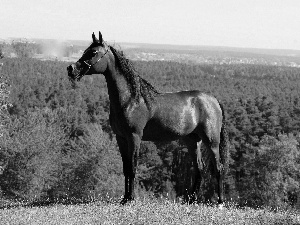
[0,43,300,211]
[0,198,299,224]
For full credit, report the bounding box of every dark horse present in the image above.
[67,32,228,205]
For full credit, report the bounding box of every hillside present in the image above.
[0,39,300,210]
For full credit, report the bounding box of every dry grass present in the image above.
[0,198,299,225]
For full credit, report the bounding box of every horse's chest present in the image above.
[109,104,149,136]
[109,111,128,136]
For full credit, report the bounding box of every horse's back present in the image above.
[155,90,222,121]
[142,90,222,142]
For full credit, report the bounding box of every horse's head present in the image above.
[67,31,109,82]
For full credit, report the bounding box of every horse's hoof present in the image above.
[120,196,134,205]
[120,198,128,205]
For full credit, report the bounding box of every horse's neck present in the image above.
[104,66,132,109]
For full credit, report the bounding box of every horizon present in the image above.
[1,0,300,50]
[4,37,300,54]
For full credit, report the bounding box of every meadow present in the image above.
[1,198,299,225]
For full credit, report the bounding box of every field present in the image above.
[1,198,299,225]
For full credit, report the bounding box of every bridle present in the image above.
[72,45,109,80]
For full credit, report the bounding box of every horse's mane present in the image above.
[109,45,159,106]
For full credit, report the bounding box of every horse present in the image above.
[67,31,228,205]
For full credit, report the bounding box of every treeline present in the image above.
[0,56,300,208]
[0,41,79,58]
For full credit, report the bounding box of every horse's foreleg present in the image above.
[127,133,141,203]
[116,135,131,204]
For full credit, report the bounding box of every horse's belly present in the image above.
[142,115,197,141]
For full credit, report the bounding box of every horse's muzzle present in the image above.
[67,64,73,73]
[67,64,80,81]
[67,64,75,77]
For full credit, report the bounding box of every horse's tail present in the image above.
[218,102,229,175]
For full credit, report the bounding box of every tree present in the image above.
[240,134,300,208]
[0,59,11,157]
[11,41,37,58]
[0,60,11,197]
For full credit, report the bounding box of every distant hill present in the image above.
[2,37,300,57]
[63,39,300,57]
[1,37,300,66]
[118,42,300,57]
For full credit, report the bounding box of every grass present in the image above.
[0,198,299,225]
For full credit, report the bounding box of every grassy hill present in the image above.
[0,198,299,224]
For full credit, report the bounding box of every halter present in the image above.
[73,46,109,80]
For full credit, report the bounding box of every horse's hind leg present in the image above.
[209,141,224,205]
[190,141,203,204]
[184,136,202,204]
[200,119,224,205]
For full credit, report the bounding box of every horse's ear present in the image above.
[99,31,103,44]
[92,32,99,43]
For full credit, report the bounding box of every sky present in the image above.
[1,0,300,50]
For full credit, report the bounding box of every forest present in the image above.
[0,45,300,209]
